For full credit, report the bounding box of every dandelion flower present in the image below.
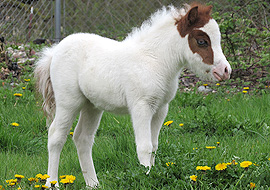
[206,146,216,150]
[215,163,227,171]
[28,177,38,184]
[203,84,208,86]
[216,83,220,86]
[11,122,20,127]
[24,79,31,82]
[216,142,220,145]
[196,166,211,171]
[15,174,24,179]
[22,87,26,90]
[34,185,40,188]
[243,87,249,90]
[42,185,49,189]
[268,158,270,161]
[250,182,256,189]
[242,90,248,93]
[240,161,252,168]
[179,123,184,126]
[164,121,173,126]
[14,93,22,97]
[6,179,17,186]
[65,175,76,181]
[166,162,175,166]
[70,132,74,136]
[190,175,197,181]
[50,181,57,187]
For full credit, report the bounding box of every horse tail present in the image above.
[34,45,56,123]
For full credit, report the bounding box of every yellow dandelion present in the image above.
[242,90,248,93]
[59,175,66,179]
[42,185,49,189]
[22,87,26,90]
[190,175,197,181]
[65,175,76,181]
[14,93,22,97]
[70,132,74,136]
[240,161,252,168]
[166,162,175,166]
[206,146,216,150]
[11,122,19,127]
[164,121,173,126]
[268,158,270,161]
[50,181,57,186]
[203,84,208,86]
[34,185,40,188]
[215,163,227,171]
[179,123,184,127]
[60,178,73,184]
[28,177,38,183]
[24,79,31,82]
[250,182,256,189]
[15,174,24,179]
[196,166,211,171]
[216,83,220,86]
[243,87,249,90]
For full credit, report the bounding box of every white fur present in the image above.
[35,5,231,188]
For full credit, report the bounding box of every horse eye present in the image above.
[197,39,208,47]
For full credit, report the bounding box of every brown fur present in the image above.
[176,3,212,37]
[176,3,214,65]
[188,29,213,65]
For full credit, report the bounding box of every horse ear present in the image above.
[206,5,213,15]
[187,6,198,26]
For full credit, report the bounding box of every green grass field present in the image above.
[0,79,269,189]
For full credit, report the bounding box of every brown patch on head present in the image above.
[188,30,213,65]
[175,3,214,65]
[176,3,213,37]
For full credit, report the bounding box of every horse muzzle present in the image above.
[212,61,231,81]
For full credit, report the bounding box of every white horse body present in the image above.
[35,4,231,188]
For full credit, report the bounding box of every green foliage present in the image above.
[210,0,269,72]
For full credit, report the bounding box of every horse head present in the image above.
[176,3,231,81]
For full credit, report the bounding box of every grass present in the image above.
[0,78,269,189]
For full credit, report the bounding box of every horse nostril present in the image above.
[224,66,228,74]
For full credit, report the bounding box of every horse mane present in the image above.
[124,3,212,42]
[124,5,188,42]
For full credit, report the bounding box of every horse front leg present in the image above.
[131,103,153,168]
[150,104,169,166]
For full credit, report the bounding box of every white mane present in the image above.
[124,5,189,42]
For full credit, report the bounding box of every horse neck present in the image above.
[138,22,186,79]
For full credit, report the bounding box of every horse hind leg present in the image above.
[46,104,81,187]
[73,101,103,188]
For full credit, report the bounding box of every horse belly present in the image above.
[79,71,128,114]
